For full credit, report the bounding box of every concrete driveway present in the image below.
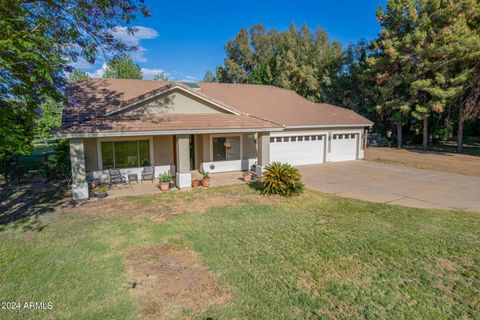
[298,161,480,212]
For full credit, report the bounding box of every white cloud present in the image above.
[68,57,95,70]
[68,25,159,71]
[87,63,107,78]
[141,68,171,80]
[111,26,159,62]
[87,63,197,82]
[87,65,171,80]
[111,26,159,45]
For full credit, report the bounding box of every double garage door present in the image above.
[270,132,357,165]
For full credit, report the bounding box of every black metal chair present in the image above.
[108,168,126,185]
[141,166,155,183]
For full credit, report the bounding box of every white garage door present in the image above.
[270,134,325,165]
[330,133,357,162]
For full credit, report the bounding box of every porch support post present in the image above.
[256,132,270,176]
[69,138,89,201]
[175,134,192,189]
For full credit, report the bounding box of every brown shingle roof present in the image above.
[60,78,372,136]
[63,78,174,125]
[197,82,373,127]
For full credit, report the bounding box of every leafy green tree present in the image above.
[0,100,35,182]
[368,1,419,148]
[104,55,143,79]
[153,72,169,81]
[326,42,379,123]
[215,23,342,102]
[0,0,149,179]
[203,70,217,82]
[68,70,90,83]
[455,69,480,152]
[34,97,63,141]
[374,0,480,150]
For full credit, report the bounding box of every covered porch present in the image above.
[69,131,272,200]
[87,171,248,200]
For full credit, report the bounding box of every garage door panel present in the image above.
[270,135,325,166]
[330,133,357,162]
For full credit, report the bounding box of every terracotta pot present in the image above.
[192,179,199,188]
[243,173,252,182]
[201,178,210,187]
[159,182,170,191]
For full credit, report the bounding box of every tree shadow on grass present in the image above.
[0,181,70,232]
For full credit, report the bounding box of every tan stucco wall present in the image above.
[153,135,174,166]
[121,89,227,115]
[257,132,270,166]
[84,138,98,172]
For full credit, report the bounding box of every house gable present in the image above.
[116,88,233,116]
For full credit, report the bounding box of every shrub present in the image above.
[261,162,304,196]
[93,186,107,193]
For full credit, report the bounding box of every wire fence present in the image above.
[0,140,71,184]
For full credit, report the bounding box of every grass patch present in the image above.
[0,185,479,319]
[407,140,480,157]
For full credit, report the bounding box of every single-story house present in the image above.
[56,79,373,200]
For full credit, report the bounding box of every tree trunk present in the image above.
[396,123,402,148]
[457,115,464,153]
[422,116,428,151]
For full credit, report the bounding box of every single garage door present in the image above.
[270,134,325,165]
[330,133,357,162]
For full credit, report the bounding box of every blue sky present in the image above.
[76,0,386,81]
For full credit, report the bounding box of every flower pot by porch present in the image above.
[243,173,252,182]
[201,178,210,187]
[94,192,108,199]
[192,179,200,188]
[159,182,170,191]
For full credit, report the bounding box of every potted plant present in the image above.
[158,172,172,191]
[243,171,252,182]
[93,186,108,199]
[201,171,210,187]
[192,179,200,188]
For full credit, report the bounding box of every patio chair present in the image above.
[108,168,126,185]
[141,166,155,183]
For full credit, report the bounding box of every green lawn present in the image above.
[1,184,479,319]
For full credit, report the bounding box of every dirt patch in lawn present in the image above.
[72,185,284,223]
[365,147,480,176]
[124,243,229,320]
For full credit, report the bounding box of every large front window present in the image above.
[101,140,150,169]
[212,136,240,161]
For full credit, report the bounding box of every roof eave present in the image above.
[54,127,283,139]
[284,123,373,129]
